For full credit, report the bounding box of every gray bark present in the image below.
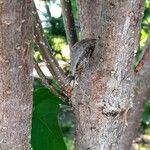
[77,0,102,39]
[71,0,149,150]
[61,0,78,48]
[0,0,33,149]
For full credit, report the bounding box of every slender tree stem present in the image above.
[60,0,78,48]
[34,57,68,101]
[33,5,73,98]
[43,1,51,21]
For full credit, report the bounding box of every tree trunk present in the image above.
[0,1,33,149]
[72,0,150,149]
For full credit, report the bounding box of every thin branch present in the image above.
[34,57,68,101]
[134,30,150,74]
[33,5,73,98]
[60,0,78,48]
[43,1,51,20]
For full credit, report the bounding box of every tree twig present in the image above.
[134,30,150,74]
[43,1,51,20]
[34,57,68,101]
[60,0,78,48]
[33,5,73,98]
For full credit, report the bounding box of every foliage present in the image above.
[142,99,150,127]
[46,35,69,61]
[45,16,66,37]
[34,0,78,63]
[31,87,67,150]
[32,78,74,150]
[70,0,78,19]
[135,0,150,66]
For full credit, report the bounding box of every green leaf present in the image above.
[142,100,150,125]
[31,88,67,150]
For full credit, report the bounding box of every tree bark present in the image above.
[0,0,33,149]
[61,0,78,48]
[77,0,102,39]
[72,0,149,149]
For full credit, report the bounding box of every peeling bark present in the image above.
[72,0,148,149]
[0,0,33,149]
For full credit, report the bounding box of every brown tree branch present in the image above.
[135,30,150,74]
[121,58,150,149]
[33,5,73,98]
[33,57,68,101]
[60,0,78,48]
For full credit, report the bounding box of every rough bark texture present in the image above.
[77,0,102,39]
[71,0,149,150]
[0,0,33,149]
[61,0,78,48]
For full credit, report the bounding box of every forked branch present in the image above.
[33,5,73,98]
[34,57,68,101]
